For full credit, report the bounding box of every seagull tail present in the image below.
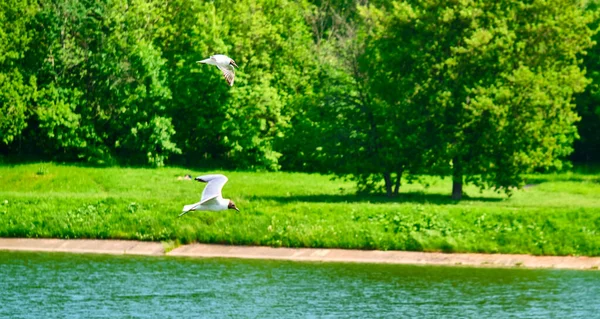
[179,204,197,217]
[196,58,212,64]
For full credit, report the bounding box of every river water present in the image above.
[0,251,598,318]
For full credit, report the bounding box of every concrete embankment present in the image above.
[1,238,599,270]
[0,238,165,255]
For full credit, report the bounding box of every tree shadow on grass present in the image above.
[258,192,504,205]
[525,176,600,185]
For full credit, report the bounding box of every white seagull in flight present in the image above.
[179,174,239,217]
[197,55,238,86]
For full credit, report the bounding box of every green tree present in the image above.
[363,0,595,199]
[21,0,179,166]
[5,0,320,169]
[158,0,318,170]
[281,0,427,196]
[0,0,37,145]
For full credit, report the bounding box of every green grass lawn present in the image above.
[1,163,599,256]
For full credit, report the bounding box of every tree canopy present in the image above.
[358,0,595,198]
[1,0,599,198]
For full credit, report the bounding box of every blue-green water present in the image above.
[0,251,598,318]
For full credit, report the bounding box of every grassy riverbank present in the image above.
[0,163,599,256]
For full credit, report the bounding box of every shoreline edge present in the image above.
[1,238,598,270]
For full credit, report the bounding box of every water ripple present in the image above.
[0,251,598,318]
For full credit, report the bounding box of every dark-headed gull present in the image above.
[179,174,239,217]
[197,55,238,86]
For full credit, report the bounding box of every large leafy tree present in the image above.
[282,0,427,196]
[19,0,179,166]
[158,0,318,170]
[362,0,595,199]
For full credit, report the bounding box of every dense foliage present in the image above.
[1,0,317,168]
[359,0,595,198]
[1,0,599,197]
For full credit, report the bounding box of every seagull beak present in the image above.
[234,207,240,212]
[231,61,238,68]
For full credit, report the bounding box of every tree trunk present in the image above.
[393,171,402,196]
[452,158,463,200]
[452,180,462,200]
[383,172,393,197]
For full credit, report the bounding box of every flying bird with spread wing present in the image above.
[179,174,239,217]
[197,55,238,86]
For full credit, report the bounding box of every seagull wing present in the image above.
[217,65,235,86]
[197,56,218,65]
[196,174,229,204]
[212,55,229,63]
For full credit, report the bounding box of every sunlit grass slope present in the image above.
[1,163,599,256]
